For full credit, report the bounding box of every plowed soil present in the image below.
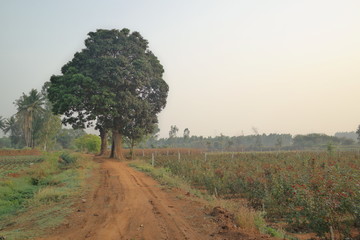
[39,157,270,240]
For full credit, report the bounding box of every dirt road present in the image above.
[40,158,262,240]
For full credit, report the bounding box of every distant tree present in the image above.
[140,124,160,148]
[33,100,62,151]
[0,137,11,148]
[335,131,357,142]
[14,89,45,148]
[169,125,179,138]
[275,136,283,149]
[48,29,168,159]
[56,128,86,149]
[183,128,190,139]
[3,116,24,148]
[356,125,360,143]
[206,141,211,150]
[226,140,234,151]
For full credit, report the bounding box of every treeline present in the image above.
[0,87,98,152]
[137,132,358,151]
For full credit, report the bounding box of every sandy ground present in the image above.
[39,157,270,240]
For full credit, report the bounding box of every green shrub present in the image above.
[74,134,100,153]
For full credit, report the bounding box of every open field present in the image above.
[137,149,360,239]
[1,148,359,239]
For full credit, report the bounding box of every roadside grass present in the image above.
[0,151,96,240]
[129,159,292,239]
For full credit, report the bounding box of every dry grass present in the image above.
[208,198,261,233]
[32,186,68,204]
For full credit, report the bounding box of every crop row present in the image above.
[0,156,44,177]
[139,151,360,238]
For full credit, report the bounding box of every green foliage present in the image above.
[140,132,356,151]
[5,88,62,150]
[74,134,100,153]
[55,128,86,149]
[0,116,5,131]
[14,89,45,148]
[58,152,77,168]
[169,125,179,138]
[3,116,24,148]
[0,178,38,216]
[356,125,360,143]
[183,128,190,139]
[0,137,11,149]
[47,28,169,159]
[33,99,62,151]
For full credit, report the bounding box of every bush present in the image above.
[57,152,78,170]
[74,134,100,153]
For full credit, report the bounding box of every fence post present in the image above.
[178,152,181,161]
[204,152,207,161]
[151,153,154,167]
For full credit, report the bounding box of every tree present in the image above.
[356,125,360,143]
[140,124,160,148]
[33,100,62,151]
[0,116,5,131]
[275,136,283,150]
[56,128,86,149]
[183,128,190,139]
[48,29,168,159]
[122,110,157,159]
[3,116,24,148]
[14,89,45,148]
[169,125,179,138]
[74,134,101,153]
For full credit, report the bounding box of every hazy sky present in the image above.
[1,0,360,138]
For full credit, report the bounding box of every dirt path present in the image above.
[39,158,264,240]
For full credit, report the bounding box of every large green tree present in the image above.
[48,29,168,159]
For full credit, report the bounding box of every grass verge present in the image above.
[0,152,97,240]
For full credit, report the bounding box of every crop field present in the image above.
[0,154,43,178]
[138,149,360,239]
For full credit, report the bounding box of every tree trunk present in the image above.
[99,128,108,156]
[110,130,123,160]
[110,137,115,158]
[130,139,135,160]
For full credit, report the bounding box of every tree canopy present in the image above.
[47,28,169,159]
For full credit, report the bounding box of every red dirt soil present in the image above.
[38,157,272,240]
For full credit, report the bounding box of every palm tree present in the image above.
[0,116,5,131]
[3,116,23,148]
[14,89,44,148]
